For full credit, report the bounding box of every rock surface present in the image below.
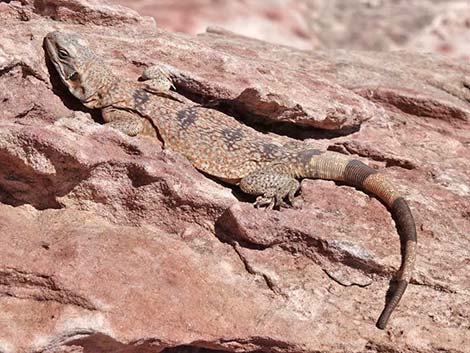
[110,0,470,57]
[0,1,469,353]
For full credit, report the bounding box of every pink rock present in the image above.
[0,0,469,352]
[111,0,470,58]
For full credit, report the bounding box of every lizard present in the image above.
[44,30,417,330]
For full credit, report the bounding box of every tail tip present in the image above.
[375,279,409,330]
[376,313,389,330]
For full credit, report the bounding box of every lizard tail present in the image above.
[305,152,417,329]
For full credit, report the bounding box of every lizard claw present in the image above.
[254,196,275,210]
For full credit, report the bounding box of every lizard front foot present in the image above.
[140,64,175,91]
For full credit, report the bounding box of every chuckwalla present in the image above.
[44,31,417,329]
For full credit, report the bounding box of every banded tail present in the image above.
[306,152,417,329]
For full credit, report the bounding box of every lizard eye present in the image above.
[69,72,78,81]
[58,49,69,59]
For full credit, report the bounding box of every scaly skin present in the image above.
[44,31,417,329]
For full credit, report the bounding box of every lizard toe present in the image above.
[254,196,274,209]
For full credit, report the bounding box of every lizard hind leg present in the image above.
[239,167,300,210]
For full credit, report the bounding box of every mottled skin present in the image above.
[44,31,417,329]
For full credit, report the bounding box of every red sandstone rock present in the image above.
[110,0,470,58]
[0,1,469,353]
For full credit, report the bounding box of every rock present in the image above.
[110,0,470,57]
[404,1,470,59]
[108,0,318,50]
[0,0,469,353]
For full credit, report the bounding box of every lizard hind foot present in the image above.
[254,196,276,210]
[240,167,300,210]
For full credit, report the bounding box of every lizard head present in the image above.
[44,31,108,107]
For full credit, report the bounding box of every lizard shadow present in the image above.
[198,170,255,205]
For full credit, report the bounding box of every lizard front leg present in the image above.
[140,64,175,91]
[239,166,300,210]
[102,107,156,137]
[139,65,193,104]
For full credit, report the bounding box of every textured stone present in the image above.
[0,1,469,353]
[110,0,470,58]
